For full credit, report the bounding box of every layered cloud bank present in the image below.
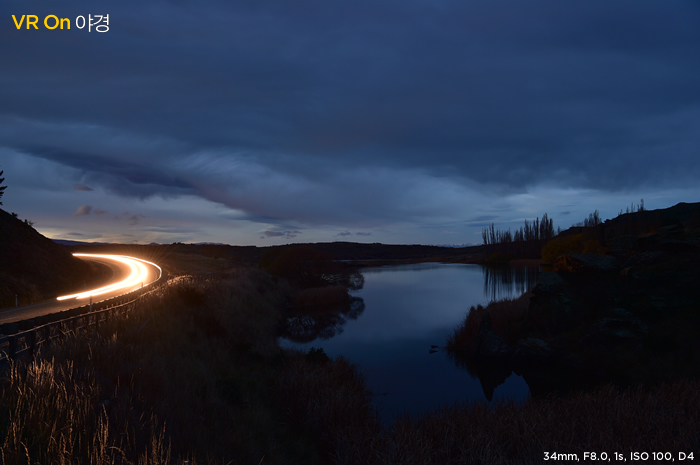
[2,0,699,244]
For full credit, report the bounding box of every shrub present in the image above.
[446,292,531,371]
[582,238,607,254]
[541,233,583,264]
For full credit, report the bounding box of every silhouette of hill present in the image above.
[0,209,105,308]
[553,201,700,246]
[267,241,481,262]
[602,201,700,237]
[64,241,485,272]
[52,239,116,246]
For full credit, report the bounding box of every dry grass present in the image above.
[155,252,233,276]
[369,380,700,464]
[276,348,700,464]
[0,355,171,464]
[276,354,382,464]
[3,270,698,464]
[0,268,318,464]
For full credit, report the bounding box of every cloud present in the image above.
[262,230,301,239]
[71,204,108,217]
[4,2,699,201]
[140,226,201,234]
[466,215,499,223]
[335,232,352,237]
[114,211,145,225]
[67,232,84,236]
[128,214,145,226]
[355,232,372,236]
[3,1,700,245]
[73,205,92,216]
[559,211,571,216]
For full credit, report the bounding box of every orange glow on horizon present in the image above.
[56,254,162,301]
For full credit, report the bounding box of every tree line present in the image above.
[481,213,558,260]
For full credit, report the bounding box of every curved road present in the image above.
[0,254,162,325]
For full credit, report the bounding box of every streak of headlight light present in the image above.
[56,254,161,301]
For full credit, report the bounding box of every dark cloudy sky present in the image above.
[2,0,699,245]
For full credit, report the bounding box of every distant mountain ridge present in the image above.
[52,239,117,246]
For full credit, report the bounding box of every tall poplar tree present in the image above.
[0,169,6,206]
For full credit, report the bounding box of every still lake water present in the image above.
[281,263,538,423]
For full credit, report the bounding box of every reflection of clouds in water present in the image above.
[482,266,539,302]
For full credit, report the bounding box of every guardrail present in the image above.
[0,271,230,364]
[0,300,130,361]
[0,270,174,363]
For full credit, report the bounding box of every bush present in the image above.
[582,239,607,254]
[541,233,583,264]
[446,292,531,371]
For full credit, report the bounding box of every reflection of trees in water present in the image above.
[445,265,538,400]
[482,266,539,302]
[281,296,365,343]
[447,351,515,401]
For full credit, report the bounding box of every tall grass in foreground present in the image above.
[376,381,700,464]
[280,359,700,464]
[0,268,319,464]
[1,357,170,465]
[277,355,382,462]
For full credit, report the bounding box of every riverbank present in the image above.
[447,210,700,400]
[3,266,699,462]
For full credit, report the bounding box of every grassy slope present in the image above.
[0,209,109,308]
[1,268,325,464]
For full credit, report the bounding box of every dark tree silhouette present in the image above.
[0,169,5,205]
[574,210,602,227]
[481,213,556,259]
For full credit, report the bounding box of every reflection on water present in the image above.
[280,297,365,343]
[363,262,443,274]
[280,263,533,423]
[444,265,539,401]
[482,266,539,301]
[476,366,515,402]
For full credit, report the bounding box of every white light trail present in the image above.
[56,254,162,301]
